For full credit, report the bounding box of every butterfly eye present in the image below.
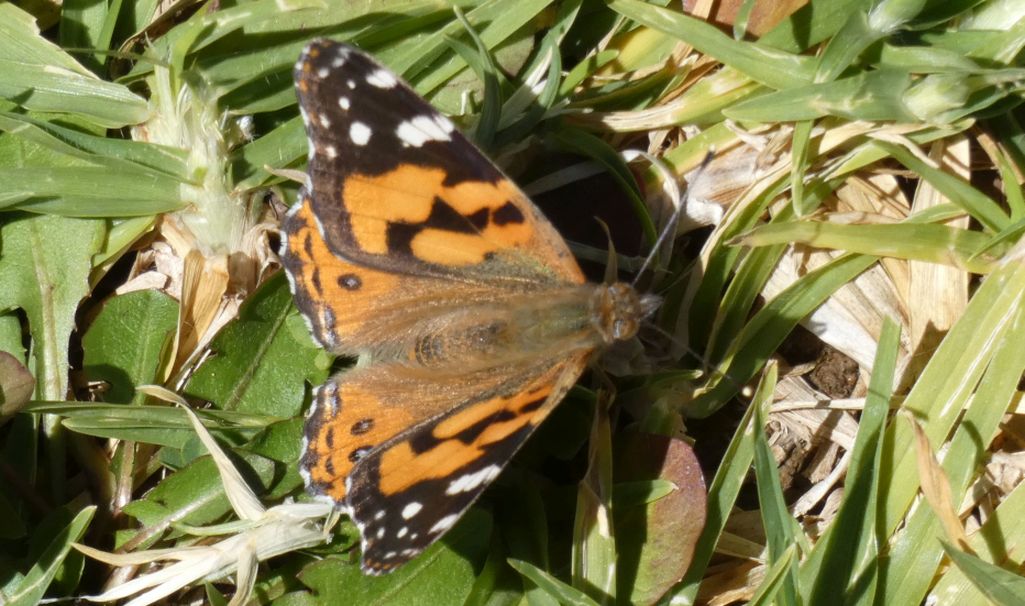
[613,319,632,339]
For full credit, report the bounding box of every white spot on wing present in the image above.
[377,527,385,539]
[401,502,422,519]
[350,121,371,145]
[375,510,386,521]
[445,464,502,495]
[338,97,350,110]
[325,145,337,159]
[396,115,454,147]
[322,382,339,415]
[347,79,356,89]
[317,67,329,79]
[298,436,310,485]
[429,514,459,534]
[366,68,398,88]
[319,114,331,128]
[396,527,408,538]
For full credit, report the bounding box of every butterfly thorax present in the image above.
[589,282,661,343]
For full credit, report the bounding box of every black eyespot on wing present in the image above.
[350,446,373,463]
[338,273,362,290]
[351,418,374,435]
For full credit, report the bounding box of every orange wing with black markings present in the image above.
[301,352,589,574]
[294,39,584,288]
[282,38,657,576]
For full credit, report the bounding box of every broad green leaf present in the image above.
[185,273,328,417]
[759,0,867,53]
[60,0,110,73]
[0,214,105,399]
[82,290,178,405]
[298,508,491,605]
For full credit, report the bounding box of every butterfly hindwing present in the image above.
[293,39,584,287]
[341,353,590,573]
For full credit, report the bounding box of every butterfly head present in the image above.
[590,282,661,343]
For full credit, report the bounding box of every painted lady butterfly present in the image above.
[281,39,660,574]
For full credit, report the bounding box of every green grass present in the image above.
[3,0,1025,604]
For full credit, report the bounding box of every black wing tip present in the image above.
[294,38,375,85]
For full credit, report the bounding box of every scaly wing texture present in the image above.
[292,39,584,287]
[300,352,590,573]
[283,192,502,354]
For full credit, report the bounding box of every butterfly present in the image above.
[280,39,660,574]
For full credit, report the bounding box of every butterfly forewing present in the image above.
[293,39,584,287]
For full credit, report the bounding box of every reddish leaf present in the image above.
[614,433,707,605]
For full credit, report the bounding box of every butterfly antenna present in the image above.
[631,150,715,288]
